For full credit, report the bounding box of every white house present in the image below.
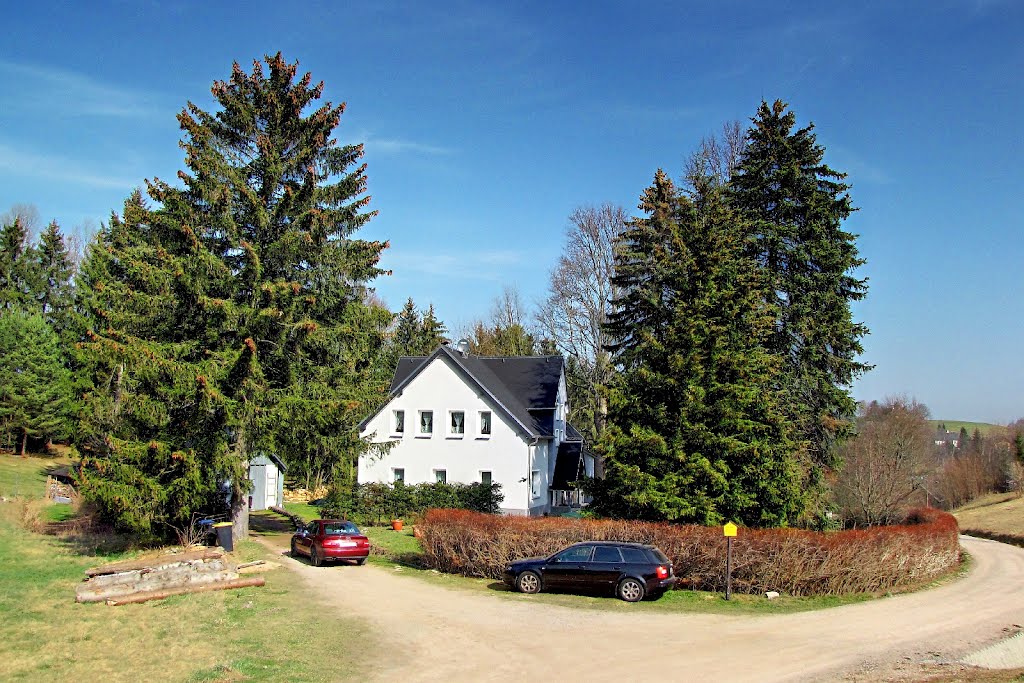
[358,343,595,516]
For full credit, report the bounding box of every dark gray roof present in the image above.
[366,346,565,438]
[565,422,584,442]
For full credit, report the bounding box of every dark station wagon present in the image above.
[503,541,677,602]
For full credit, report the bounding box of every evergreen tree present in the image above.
[468,320,539,356]
[392,298,422,355]
[34,220,75,334]
[0,217,40,312]
[77,55,389,538]
[0,311,73,454]
[727,100,868,489]
[593,170,801,526]
[418,304,448,351]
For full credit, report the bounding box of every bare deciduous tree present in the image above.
[834,397,935,526]
[683,120,745,193]
[536,204,626,446]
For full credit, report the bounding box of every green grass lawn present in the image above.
[0,452,69,498]
[0,491,378,681]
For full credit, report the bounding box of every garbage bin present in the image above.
[213,522,234,552]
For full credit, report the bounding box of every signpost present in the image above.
[723,522,737,600]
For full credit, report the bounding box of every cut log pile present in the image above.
[76,549,265,606]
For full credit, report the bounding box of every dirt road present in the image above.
[264,535,1024,682]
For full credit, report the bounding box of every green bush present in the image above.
[320,481,503,523]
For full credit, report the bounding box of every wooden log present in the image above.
[85,549,223,577]
[76,564,238,603]
[101,576,266,606]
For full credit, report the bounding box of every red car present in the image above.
[290,519,370,567]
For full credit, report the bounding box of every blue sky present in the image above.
[2,1,1022,423]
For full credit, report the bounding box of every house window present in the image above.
[418,410,433,436]
[531,470,540,499]
[480,471,492,486]
[393,410,405,435]
[479,411,491,436]
[393,468,405,484]
[435,469,447,484]
[449,411,465,436]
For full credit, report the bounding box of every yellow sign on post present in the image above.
[723,522,737,537]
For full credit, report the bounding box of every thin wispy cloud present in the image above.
[0,60,168,120]
[384,248,525,280]
[360,132,454,157]
[0,141,141,190]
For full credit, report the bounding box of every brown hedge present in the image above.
[417,507,960,596]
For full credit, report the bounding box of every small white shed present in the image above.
[248,453,287,511]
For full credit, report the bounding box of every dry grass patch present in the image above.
[955,493,1024,545]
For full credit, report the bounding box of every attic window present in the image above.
[479,411,492,436]
[393,410,405,435]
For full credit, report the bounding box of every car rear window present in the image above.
[647,547,670,564]
[323,522,360,535]
[619,547,648,563]
[592,546,622,563]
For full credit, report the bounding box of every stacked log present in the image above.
[76,549,265,605]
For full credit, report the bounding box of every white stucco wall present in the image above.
[359,354,552,515]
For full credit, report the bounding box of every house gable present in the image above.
[358,345,589,516]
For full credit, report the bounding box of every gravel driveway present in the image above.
[260,534,1024,682]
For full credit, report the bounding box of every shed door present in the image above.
[266,466,279,507]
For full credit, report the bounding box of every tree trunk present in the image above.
[231,430,250,541]
[20,428,27,458]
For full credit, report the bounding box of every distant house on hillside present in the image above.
[934,427,961,449]
[358,343,595,515]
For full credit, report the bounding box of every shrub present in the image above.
[320,481,504,523]
[417,507,960,596]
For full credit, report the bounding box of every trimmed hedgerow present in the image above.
[417,507,960,596]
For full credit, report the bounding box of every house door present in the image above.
[266,466,278,507]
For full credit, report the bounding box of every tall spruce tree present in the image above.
[419,303,448,351]
[0,311,73,454]
[34,220,75,333]
[594,170,801,526]
[77,55,390,538]
[0,217,39,312]
[727,100,868,492]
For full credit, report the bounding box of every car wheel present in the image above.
[516,570,542,594]
[310,546,323,567]
[618,578,645,602]
[355,557,367,566]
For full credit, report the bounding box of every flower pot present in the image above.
[391,519,404,531]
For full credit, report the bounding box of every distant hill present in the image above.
[928,420,1006,438]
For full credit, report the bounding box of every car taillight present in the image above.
[656,565,669,580]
